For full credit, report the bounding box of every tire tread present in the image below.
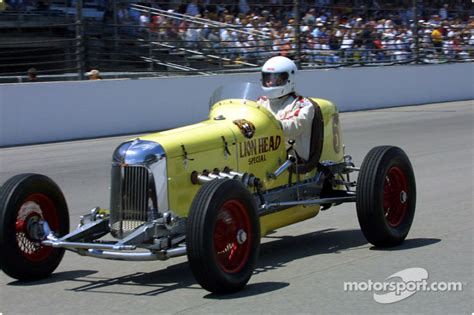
[186,179,260,294]
[0,173,69,280]
[356,146,416,247]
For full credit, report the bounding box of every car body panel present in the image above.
[131,97,343,236]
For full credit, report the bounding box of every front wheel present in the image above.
[356,146,416,247]
[0,174,70,280]
[186,179,260,294]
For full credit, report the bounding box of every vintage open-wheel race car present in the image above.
[0,82,416,294]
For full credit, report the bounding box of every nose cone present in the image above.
[113,139,166,165]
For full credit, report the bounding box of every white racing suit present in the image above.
[257,94,315,161]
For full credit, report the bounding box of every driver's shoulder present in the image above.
[292,94,313,107]
[256,95,269,104]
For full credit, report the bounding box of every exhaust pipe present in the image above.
[191,169,259,187]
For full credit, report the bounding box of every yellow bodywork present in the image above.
[139,98,343,236]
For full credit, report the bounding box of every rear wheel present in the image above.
[0,174,69,280]
[187,179,260,294]
[356,146,416,247]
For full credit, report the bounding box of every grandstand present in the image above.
[0,0,472,83]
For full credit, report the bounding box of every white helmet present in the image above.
[261,56,297,99]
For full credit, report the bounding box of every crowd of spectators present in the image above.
[107,0,474,65]
[2,0,56,11]
[2,0,473,67]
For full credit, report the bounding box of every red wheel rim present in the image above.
[15,193,60,261]
[213,199,252,273]
[383,167,409,227]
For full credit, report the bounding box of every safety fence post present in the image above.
[75,0,85,80]
[294,0,302,70]
[413,0,420,64]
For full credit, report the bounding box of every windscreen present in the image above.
[208,82,263,109]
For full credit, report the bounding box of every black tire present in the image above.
[0,174,70,280]
[356,146,416,247]
[186,179,260,294]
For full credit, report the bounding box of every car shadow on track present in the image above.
[4,229,439,297]
[369,237,441,251]
[7,270,98,286]
[203,228,368,299]
[254,228,367,276]
[66,228,370,298]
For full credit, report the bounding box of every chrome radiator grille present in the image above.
[110,165,150,238]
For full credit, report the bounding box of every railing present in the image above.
[0,0,472,83]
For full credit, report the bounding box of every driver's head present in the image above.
[261,56,297,99]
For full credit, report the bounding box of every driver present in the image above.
[257,56,315,161]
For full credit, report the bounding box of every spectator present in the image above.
[360,23,375,61]
[139,11,150,36]
[443,31,456,60]
[177,19,188,41]
[393,34,409,61]
[86,69,102,80]
[420,22,432,47]
[311,22,326,39]
[207,27,221,53]
[431,26,443,54]
[340,32,354,62]
[27,67,38,82]
[149,14,164,39]
[239,0,250,15]
[185,0,201,17]
[372,32,385,61]
[303,8,317,25]
[439,4,449,21]
[382,33,396,61]
[115,4,128,22]
[185,22,202,48]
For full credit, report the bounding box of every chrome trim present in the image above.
[42,239,136,251]
[149,157,169,212]
[110,164,151,237]
[196,174,215,184]
[112,223,155,247]
[113,139,166,164]
[270,156,296,179]
[41,244,187,261]
[263,196,356,210]
[346,166,360,171]
[83,246,187,261]
[84,249,164,261]
[123,166,148,213]
[164,246,187,258]
[42,215,187,261]
[110,139,169,239]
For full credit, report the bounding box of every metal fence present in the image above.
[0,0,472,83]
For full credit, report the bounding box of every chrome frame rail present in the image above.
[84,246,187,261]
[42,237,187,261]
[41,210,187,261]
[267,196,356,208]
[260,195,356,216]
[42,239,136,251]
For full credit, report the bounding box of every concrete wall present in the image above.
[0,63,472,147]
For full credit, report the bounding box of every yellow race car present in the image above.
[0,82,416,294]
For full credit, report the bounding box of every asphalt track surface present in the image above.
[0,100,472,315]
